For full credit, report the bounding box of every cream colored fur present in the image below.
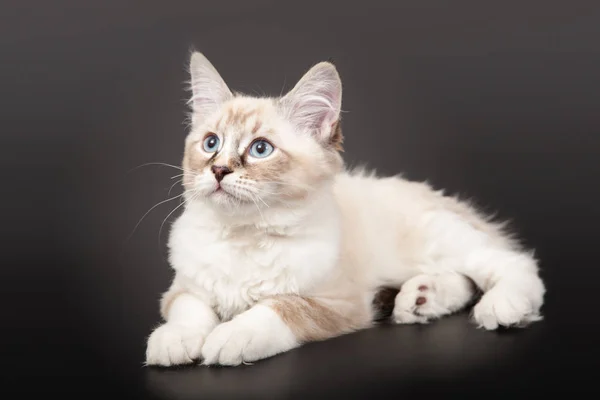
[145,52,546,367]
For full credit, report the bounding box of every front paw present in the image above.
[145,323,206,367]
[201,305,298,366]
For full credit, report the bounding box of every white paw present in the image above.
[201,305,298,366]
[145,323,206,367]
[473,286,542,330]
[201,320,255,366]
[393,276,436,324]
[393,273,474,325]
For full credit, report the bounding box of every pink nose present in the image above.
[211,165,232,182]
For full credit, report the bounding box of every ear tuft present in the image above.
[280,62,342,143]
[188,52,232,123]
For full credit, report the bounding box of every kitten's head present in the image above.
[181,52,344,214]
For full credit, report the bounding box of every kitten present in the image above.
[145,52,546,367]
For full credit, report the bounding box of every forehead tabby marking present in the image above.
[213,100,267,135]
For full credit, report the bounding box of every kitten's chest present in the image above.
[171,226,299,320]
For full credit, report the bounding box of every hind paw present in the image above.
[393,279,436,324]
[472,285,543,330]
[393,273,476,325]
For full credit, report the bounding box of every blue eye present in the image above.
[249,140,274,158]
[202,134,220,153]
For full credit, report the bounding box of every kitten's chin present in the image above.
[210,187,239,203]
[203,187,255,212]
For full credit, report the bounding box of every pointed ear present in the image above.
[280,62,342,142]
[188,52,233,122]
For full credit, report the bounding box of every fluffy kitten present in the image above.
[145,52,546,367]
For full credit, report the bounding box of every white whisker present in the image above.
[128,162,193,174]
[256,195,270,208]
[249,194,267,227]
[126,193,185,241]
[261,180,314,191]
[168,179,183,196]
[231,185,271,214]
[254,188,279,196]
[157,189,199,248]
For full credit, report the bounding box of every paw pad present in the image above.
[416,296,427,305]
[418,285,428,291]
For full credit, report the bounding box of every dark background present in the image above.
[2,0,599,398]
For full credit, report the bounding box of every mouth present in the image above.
[212,183,225,193]
[209,183,254,205]
[211,183,233,198]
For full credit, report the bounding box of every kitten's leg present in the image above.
[393,272,477,324]
[426,211,546,330]
[201,295,368,366]
[465,249,545,330]
[146,284,219,367]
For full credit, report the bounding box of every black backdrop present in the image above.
[3,1,599,398]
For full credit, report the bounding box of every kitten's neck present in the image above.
[184,181,338,236]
